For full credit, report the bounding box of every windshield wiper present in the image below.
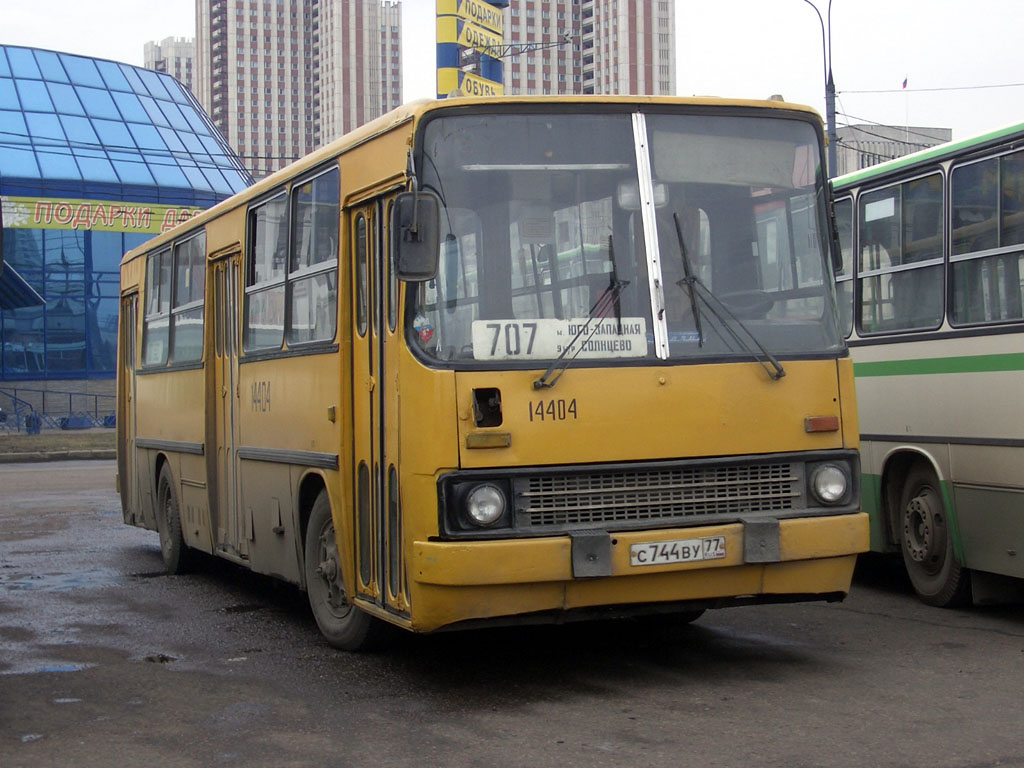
[676,277,786,381]
[672,212,704,347]
[536,243,630,391]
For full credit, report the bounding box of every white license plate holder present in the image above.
[630,535,726,567]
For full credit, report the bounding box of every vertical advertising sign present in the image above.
[436,0,509,98]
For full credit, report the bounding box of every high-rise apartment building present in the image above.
[143,37,196,95]
[318,0,403,144]
[195,0,401,180]
[502,0,675,96]
[381,1,402,113]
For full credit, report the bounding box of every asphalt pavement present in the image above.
[3,460,1024,768]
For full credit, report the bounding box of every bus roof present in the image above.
[832,120,1024,190]
[122,94,824,267]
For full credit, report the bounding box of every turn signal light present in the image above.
[805,415,840,433]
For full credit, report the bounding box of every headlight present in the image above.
[465,484,506,527]
[811,464,848,504]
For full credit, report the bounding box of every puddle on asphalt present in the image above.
[2,662,97,675]
[0,567,123,592]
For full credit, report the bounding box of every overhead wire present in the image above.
[841,81,1024,95]
[835,113,951,146]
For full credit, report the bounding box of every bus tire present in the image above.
[156,463,195,574]
[304,490,381,651]
[898,464,971,607]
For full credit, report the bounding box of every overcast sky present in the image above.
[4,0,1022,141]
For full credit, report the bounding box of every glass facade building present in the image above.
[0,45,251,381]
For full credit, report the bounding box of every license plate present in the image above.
[630,535,727,567]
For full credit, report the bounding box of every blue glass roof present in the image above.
[0,45,252,205]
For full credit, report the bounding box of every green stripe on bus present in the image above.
[854,353,1024,377]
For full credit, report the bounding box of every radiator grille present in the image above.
[514,462,802,529]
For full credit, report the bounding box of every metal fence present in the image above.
[0,387,115,433]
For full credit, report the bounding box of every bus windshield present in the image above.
[410,108,843,365]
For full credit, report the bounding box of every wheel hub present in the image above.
[316,526,350,616]
[903,487,946,575]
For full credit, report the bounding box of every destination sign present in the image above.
[437,0,504,34]
[471,317,648,361]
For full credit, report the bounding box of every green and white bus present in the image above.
[833,122,1024,606]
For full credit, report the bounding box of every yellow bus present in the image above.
[117,96,868,650]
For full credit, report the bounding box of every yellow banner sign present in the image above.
[437,0,504,34]
[437,16,503,57]
[437,68,504,97]
[0,195,204,235]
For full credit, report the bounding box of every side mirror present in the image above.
[392,190,441,281]
[826,184,843,273]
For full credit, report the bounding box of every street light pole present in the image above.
[802,0,838,177]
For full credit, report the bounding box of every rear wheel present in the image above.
[156,463,196,574]
[304,490,382,650]
[898,464,971,607]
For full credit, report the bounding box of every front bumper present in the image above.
[404,512,869,632]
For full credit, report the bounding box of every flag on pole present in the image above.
[902,77,908,89]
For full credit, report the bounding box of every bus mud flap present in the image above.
[742,518,780,563]
[569,530,612,578]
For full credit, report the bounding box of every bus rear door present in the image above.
[211,251,245,561]
[118,292,140,521]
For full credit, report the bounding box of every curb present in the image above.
[0,450,116,464]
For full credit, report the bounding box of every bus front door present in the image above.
[211,253,245,561]
[350,200,407,617]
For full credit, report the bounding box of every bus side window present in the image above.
[903,176,942,263]
[142,247,171,366]
[951,152,1024,325]
[244,193,287,351]
[833,197,854,338]
[858,177,943,334]
[170,232,206,362]
[952,157,999,255]
[1003,150,1024,246]
[289,168,339,345]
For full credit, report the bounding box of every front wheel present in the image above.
[898,464,971,607]
[304,490,382,651]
